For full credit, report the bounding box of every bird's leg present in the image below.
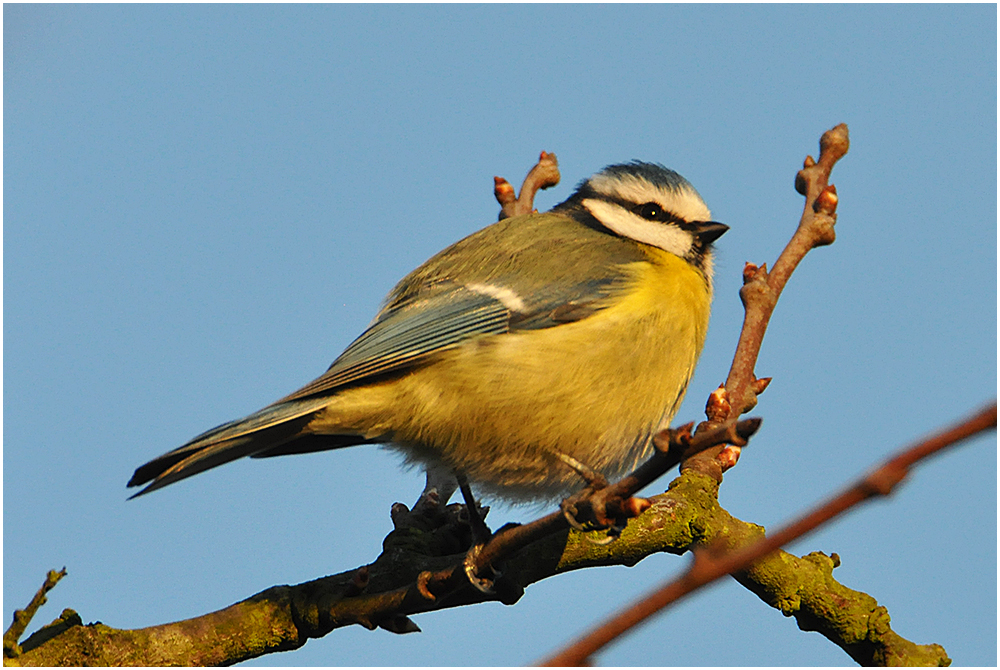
[455,473,501,594]
[456,473,492,545]
[553,452,609,491]
[412,464,458,515]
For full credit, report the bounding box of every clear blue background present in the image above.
[5,5,996,666]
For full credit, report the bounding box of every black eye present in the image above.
[638,202,662,220]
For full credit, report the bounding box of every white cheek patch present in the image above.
[466,282,527,313]
[582,199,694,257]
[587,174,712,223]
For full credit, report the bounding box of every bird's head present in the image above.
[555,161,728,277]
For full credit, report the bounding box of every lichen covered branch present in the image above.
[4,568,67,659]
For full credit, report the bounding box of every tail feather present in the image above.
[128,397,337,497]
[250,434,377,458]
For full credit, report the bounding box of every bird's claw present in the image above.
[560,484,649,544]
[560,500,590,532]
[463,543,497,594]
[561,495,623,543]
[585,524,623,545]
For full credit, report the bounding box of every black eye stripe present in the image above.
[628,201,682,224]
[595,195,697,228]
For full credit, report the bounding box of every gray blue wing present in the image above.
[276,276,620,403]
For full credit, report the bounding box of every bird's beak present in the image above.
[693,221,729,245]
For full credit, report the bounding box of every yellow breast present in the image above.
[317,247,712,502]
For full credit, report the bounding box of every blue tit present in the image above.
[128,161,727,506]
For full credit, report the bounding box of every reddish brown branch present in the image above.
[495,151,560,219]
[538,402,996,666]
[725,124,848,416]
[682,123,849,485]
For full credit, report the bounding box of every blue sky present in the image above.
[4,4,996,666]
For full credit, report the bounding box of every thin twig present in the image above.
[723,123,848,419]
[682,123,849,481]
[3,568,67,658]
[495,151,561,219]
[538,402,997,666]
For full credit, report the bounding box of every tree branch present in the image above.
[11,437,973,668]
[3,568,67,659]
[538,403,996,666]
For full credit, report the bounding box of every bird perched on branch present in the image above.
[129,161,727,510]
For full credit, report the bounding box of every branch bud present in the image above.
[706,385,731,423]
[795,164,812,195]
[819,123,851,164]
[752,377,772,395]
[716,445,742,472]
[742,261,768,286]
[344,565,370,597]
[813,184,838,214]
[494,177,516,218]
[624,496,652,518]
